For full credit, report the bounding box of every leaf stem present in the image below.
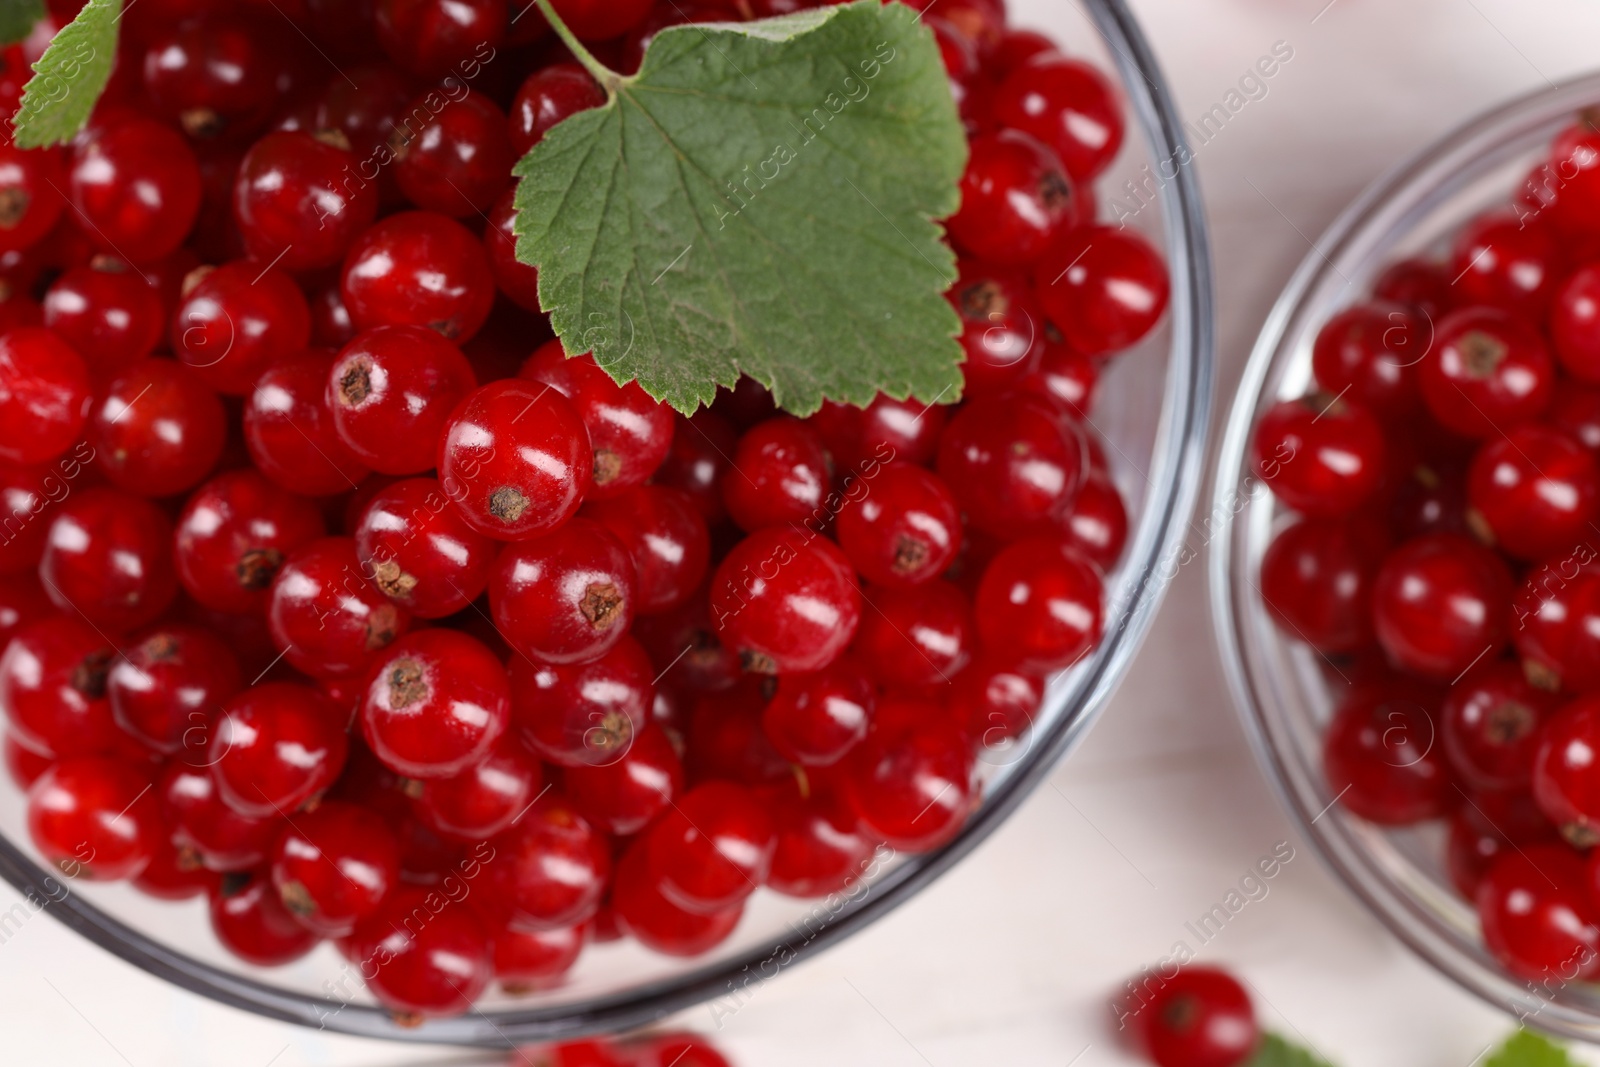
[532,0,624,97]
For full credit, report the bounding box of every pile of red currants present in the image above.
[1254,110,1600,984]
[0,0,1168,1022]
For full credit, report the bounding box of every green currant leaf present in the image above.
[1241,1033,1339,1067]
[12,0,120,149]
[513,0,967,416]
[1484,1030,1580,1067]
[0,0,43,47]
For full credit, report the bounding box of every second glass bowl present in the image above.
[1211,71,1600,1040]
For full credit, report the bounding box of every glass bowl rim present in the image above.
[0,0,1216,1046]
[1208,71,1600,1039]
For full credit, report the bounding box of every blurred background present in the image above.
[13,0,1600,1063]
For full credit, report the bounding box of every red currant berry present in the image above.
[762,659,873,767]
[0,617,119,760]
[392,88,513,218]
[646,780,775,913]
[721,415,830,532]
[937,390,1085,538]
[328,324,478,476]
[159,762,281,873]
[210,870,321,966]
[509,635,652,767]
[581,485,710,615]
[836,462,961,587]
[948,262,1043,395]
[1371,533,1511,681]
[990,54,1123,182]
[845,711,974,852]
[854,579,975,687]
[1258,515,1386,654]
[1323,680,1451,824]
[483,188,541,312]
[488,792,611,930]
[341,210,494,341]
[490,921,585,991]
[245,349,371,496]
[1551,263,1600,384]
[43,261,164,379]
[308,61,411,160]
[1447,792,1554,898]
[27,757,159,880]
[133,834,216,901]
[269,537,412,679]
[1059,471,1128,570]
[68,118,201,263]
[414,739,541,841]
[709,526,861,674]
[142,13,295,142]
[0,143,66,253]
[171,260,312,396]
[270,800,399,937]
[1442,660,1556,792]
[520,342,674,498]
[211,682,348,818]
[1419,307,1554,438]
[811,393,948,473]
[1033,226,1168,357]
[0,326,91,466]
[632,595,741,694]
[765,781,878,898]
[234,130,379,270]
[1478,844,1600,980]
[1515,559,1600,692]
[374,0,508,80]
[1449,213,1561,316]
[437,377,592,540]
[564,722,682,836]
[360,629,509,779]
[1373,257,1453,318]
[949,130,1079,265]
[0,572,52,645]
[654,411,734,524]
[1532,695,1600,846]
[509,62,605,156]
[1252,394,1386,518]
[1310,301,1425,417]
[1467,425,1600,560]
[1129,966,1259,1067]
[490,518,636,665]
[108,625,241,755]
[975,537,1102,672]
[541,0,653,40]
[949,653,1046,747]
[612,839,743,957]
[90,358,226,498]
[175,469,327,615]
[40,487,176,632]
[353,476,497,619]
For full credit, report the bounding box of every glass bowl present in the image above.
[1210,73,1600,1041]
[0,0,1212,1047]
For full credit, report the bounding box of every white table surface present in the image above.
[13,1,1600,1063]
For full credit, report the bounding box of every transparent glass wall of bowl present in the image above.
[1211,71,1600,1041]
[0,0,1212,1045]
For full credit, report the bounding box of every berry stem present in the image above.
[531,0,624,98]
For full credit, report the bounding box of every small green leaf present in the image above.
[1242,1033,1338,1067]
[0,0,43,47]
[1484,1030,1579,1067]
[514,0,967,416]
[13,0,120,150]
